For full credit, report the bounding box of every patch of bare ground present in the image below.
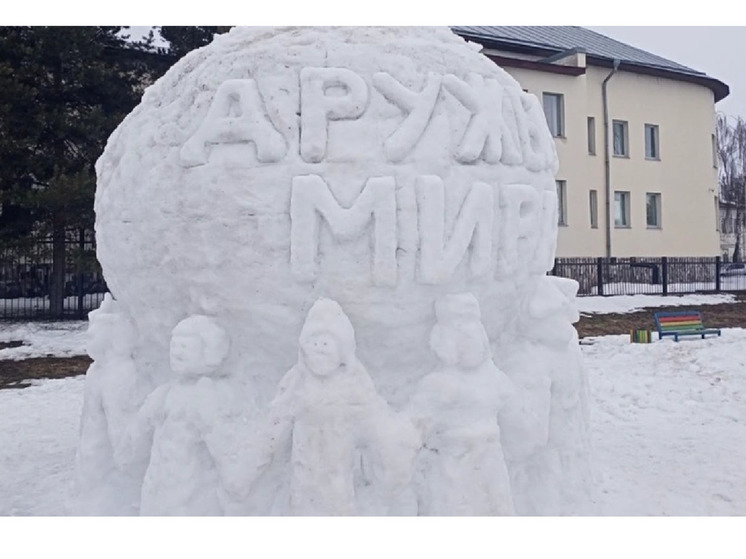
[576,292,746,338]
[2,293,746,388]
[0,356,91,389]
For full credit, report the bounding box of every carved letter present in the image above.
[531,189,559,273]
[498,87,529,166]
[290,175,397,285]
[416,176,494,284]
[442,73,507,164]
[497,184,543,277]
[503,91,558,173]
[300,68,369,163]
[180,79,287,167]
[373,72,442,162]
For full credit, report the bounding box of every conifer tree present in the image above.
[0,26,152,315]
[158,26,231,58]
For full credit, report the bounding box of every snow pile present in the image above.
[78,26,592,515]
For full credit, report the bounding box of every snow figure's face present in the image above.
[87,320,110,362]
[301,332,343,377]
[88,314,132,362]
[170,331,205,377]
[168,314,230,378]
[524,277,579,348]
[431,320,489,370]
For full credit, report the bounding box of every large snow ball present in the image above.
[95,26,560,403]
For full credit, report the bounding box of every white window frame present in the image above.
[587,117,596,155]
[613,120,629,157]
[589,189,598,229]
[645,124,660,160]
[556,180,568,226]
[614,190,631,228]
[543,92,565,137]
[646,192,662,228]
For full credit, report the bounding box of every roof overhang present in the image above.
[457,31,730,103]
[485,54,586,76]
[589,56,730,103]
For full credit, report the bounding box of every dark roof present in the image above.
[452,26,729,102]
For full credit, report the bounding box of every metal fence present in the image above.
[551,256,746,296]
[0,230,107,320]
[3,237,746,319]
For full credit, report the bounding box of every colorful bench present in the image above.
[653,310,721,342]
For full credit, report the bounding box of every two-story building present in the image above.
[452,26,729,258]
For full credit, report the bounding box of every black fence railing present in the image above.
[551,256,746,296]
[1,230,107,320]
[2,240,745,319]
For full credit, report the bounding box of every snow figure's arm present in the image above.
[495,370,545,460]
[215,371,297,499]
[405,375,441,439]
[113,385,167,473]
[373,407,422,489]
[206,412,270,499]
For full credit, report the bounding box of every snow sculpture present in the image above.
[73,294,147,515]
[498,276,594,514]
[115,315,237,515]
[408,293,515,515]
[82,26,592,515]
[247,298,419,515]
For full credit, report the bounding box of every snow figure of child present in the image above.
[74,293,147,515]
[499,275,593,515]
[258,298,420,515]
[408,293,519,516]
[116,314,236,515]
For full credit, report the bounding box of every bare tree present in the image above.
[716,114,746,262]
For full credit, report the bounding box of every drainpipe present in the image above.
[603,59,621,258]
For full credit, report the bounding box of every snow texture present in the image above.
[81,26,589,515]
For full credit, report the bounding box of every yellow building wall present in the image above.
[498,61,721,257]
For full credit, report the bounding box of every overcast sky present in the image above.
[589,27,746,120]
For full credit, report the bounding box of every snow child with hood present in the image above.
[254,298,419,515]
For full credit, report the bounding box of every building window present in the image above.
[645,124,659,159]
[613,120,628,157]
[543,93,564,137]
[713,134,718,168]
[715,196,721,232]
[614,191,630,227]
[589,189,598,228]
[587,117,596,155]
[646,193,661,228]
[556,180,567,226]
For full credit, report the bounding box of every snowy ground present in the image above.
[577,292,737,315]
[1,319,745,515]
[586,330,746,515]
[0,320,87,360]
